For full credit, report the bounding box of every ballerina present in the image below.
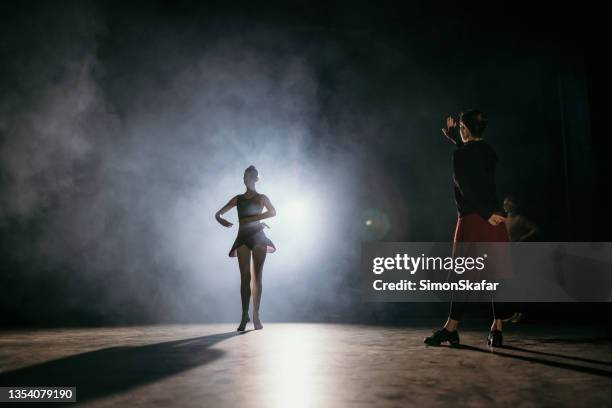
[215,165,276,331]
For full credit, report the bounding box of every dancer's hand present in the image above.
[488,214,506,226]
[215,196,237,228]
[441,116,457,138]
[218,218,233,228]
[239,216,255,225]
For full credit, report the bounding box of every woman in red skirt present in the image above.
[424,110,512,347]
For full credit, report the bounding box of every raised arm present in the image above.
[442,116,464,147]
[215,196,238,228]
[239,194,276,225]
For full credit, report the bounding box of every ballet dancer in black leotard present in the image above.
[215,165,276,331]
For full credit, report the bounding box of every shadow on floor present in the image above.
[454,344,612,378]
[501,344,612,366]
[0,330,242,405]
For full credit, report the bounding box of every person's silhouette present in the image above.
[215,165,276,331]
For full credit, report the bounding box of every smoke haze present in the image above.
[0,1,591,325]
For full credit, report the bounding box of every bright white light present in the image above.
[255,325,330,408]
[272,193,322,255]
[284,200,308,225]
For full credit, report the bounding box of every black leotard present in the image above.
[228,193,276,257]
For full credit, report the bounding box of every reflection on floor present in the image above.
[0,323,611,407]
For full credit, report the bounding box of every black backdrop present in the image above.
[1,0,610,326]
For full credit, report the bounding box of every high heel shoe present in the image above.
[424,328,460,346]
[487,329,503,347]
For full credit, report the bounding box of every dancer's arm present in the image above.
[239,194,276,224]
[517,216,539,241]
[442,116,464,147]
[215,196,238,227]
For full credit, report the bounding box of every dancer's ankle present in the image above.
[492,319,503,331]
[444,319,460,332]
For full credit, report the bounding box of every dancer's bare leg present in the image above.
[237,245,251,331]
[251,245,267,329]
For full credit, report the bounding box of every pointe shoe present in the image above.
[253,315,263,330]
[424,328,460,346]
[237,314,250,332]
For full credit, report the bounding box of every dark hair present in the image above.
[245,165,258,178]
[460,109,488,137]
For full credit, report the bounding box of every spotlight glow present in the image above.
[284,200,308,225]
[255,325,332,408]
[272,192,322,252]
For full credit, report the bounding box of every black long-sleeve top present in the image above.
[445,127,500,220]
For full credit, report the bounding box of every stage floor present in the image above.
[1,323,611,407]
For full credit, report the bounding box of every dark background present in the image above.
[1,0,610,326]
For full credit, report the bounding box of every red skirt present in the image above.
[452,213,512,279]
[454,213,509,243]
